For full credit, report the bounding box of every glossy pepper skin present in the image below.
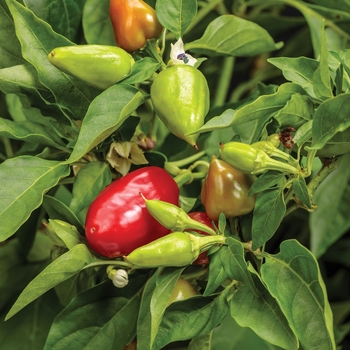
[201,156,256,221]
[125,231,226,269]
[188,212,216,266]
[150,65,210,149]
[109,0,163,52]
[85,166,179,258]
[48,45,134,90]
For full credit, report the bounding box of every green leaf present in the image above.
[0,64,55,111]
[251,188,286,250]
[0,118,67,150]
[24,0,85,42]
[311,93,350,150]
[6,244,100,320]
[43,195,84,234]
[188,333,212,350]
[217,239,298,349]
[44,273,148,350]
[248,171,286,196]
[66,84,146,163]
[312,22,333,100]
[82,0,115,45]
[0,0,26,68]
[310,152,350,258]
[261,240,336,350]
[137,267,185,350]
[156,0,197,39]
[204,247,229,296]
[0,289,63,350]
[154,285,231,350]
[212,314,285,350]
[6,0,99,120]
[186,15,283,57]
[274,93,314,129]
[0,156,70,242]
[229,266,298,350]
[120,57,161,85]
[268,57,319,98]
[292,175,312,209]
[48,219,82,249]
[194,83,306,135]
[70,161,112,214]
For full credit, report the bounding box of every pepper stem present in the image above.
[189,233,226,254]
[254,150,301,175]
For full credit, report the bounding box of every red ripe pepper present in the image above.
[109,0,163,52]
[85,166,179,258]
[188,212,215,266]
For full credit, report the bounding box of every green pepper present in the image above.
[219,141,300,175]
[201,156,256,221]
[150,65,210,149]
[251,140,299,168]
[125,232,226,269]
[140,193,217,236]
[48,45,134,90]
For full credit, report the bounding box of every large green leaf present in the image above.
[43,195,84,234]
[0,64,57,113]
[66,84,145,163]
[194,83,306,134]
[268,57,319,98]
[186,15,283,57]
[70,161,112,214]
[0,156,70,241]
[261,240,336,350]
[0,0,26,68]
[44,274,148,350]
[219,239,298,350]
[154,286,231,350]
[0,118,67,150]
[312,23,333,100]
[251,188,286,250]
[156,0,197,39]
[311,93,350,150]
[25,0,85,42]
[310,152,350,258]
[5,244,101,320]
[212,314,285,350]
[82,0,115,45]
[137,267,185,350]
[6,0,99,120]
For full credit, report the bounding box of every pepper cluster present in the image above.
[46,0,302,278]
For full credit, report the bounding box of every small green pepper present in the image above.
[150,65,210,149]
[125,231,226,269]
[48,45,134,90]
[140,193,217,236]
[219,141,300,175]
[251,141,299,168]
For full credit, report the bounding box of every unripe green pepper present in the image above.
[140,193,217,236]
[150,65,210,149]
[219,142,300,175]
[251,140,300,168]
[48,45,134,90]
[125,232,226,269]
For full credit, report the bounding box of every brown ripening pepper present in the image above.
[201,156,257,221]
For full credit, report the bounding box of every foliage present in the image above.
[1,0,350,349]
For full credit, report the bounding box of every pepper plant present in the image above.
[1,0,350,349]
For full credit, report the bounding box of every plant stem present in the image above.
[213,56,236,107]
